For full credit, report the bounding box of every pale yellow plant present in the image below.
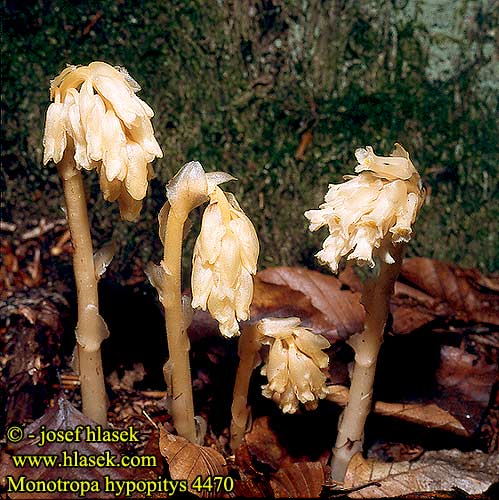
[147,161,258,442]
[43,61,161,425]
[305,143,424,481]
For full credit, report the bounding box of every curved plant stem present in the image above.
[162,208,196,443]
[58,151,107,426]
[230,323,261,450]
[330,242,404,481]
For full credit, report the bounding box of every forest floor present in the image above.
[1,217,498,499]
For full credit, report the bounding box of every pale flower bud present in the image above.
[43,61,163,221]
[191,187,259,338]
[259,317,330,414]
[166,161,235,219]
[305,143,424,272]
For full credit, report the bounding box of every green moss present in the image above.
[2,0,497,275]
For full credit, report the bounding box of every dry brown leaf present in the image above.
[159,426,227,498]
[244,416,294,471]
[343,450,499,498]
[250,277,319,330]
[374,401,468,436]
[271,461,325,498]
[337,264,363,293]
[391,281,442,335]
[233,443,272,498]
[400,258,499,326]
[255,267,364,342]
[0,396,148,499]
[234,471,270,498]
[435,345,498,434]
[326,385,468,436]
[437,346,496,407]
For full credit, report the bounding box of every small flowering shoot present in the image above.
[44,61,162,221]
[147,161,257,443]
[43,61,161,426]
[305,144,424,482]
[192,187,259,338]
[259,317,331,414]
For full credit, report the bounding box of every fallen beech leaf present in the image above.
[159,426,227,498]
[391,282,442,335]
[141,429,165,477]
[374,401,468,437]
[250,276,320,326]
[271,462,325,498]
[337,264,363,293]
[326,385,468,436]
[234,443,272,498]
[400,258,499,326]
[435,345,498,433]
[0,396,148,499]
[343,450,499,498]
[244,416,294,471]
[255,267,364,341]
[234,471,270,498]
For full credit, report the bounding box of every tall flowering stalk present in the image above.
[305,144,424,481]
[43,62,162,425]
[147,162,258,442]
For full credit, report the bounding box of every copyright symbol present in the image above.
[6,425,24,443]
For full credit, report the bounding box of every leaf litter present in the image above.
[1,224,499,499]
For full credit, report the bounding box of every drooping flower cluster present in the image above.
[191,186,259,338]
[43,61,162,220]
[259,317,330,414]
[305,144,424,272]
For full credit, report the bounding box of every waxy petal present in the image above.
[306,144,423,272]
[125,141,148,200]
[259,317,330,414]
[43,61,161,221]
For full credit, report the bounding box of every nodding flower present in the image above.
[43,61,162,221]
[259,317,330,414]
[305,143,424,272]
[191,186,259,338]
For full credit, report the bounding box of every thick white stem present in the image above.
[58,152,107,426]
[162,209,196,443]
[230,324,261,450]
[330,242,404,481]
